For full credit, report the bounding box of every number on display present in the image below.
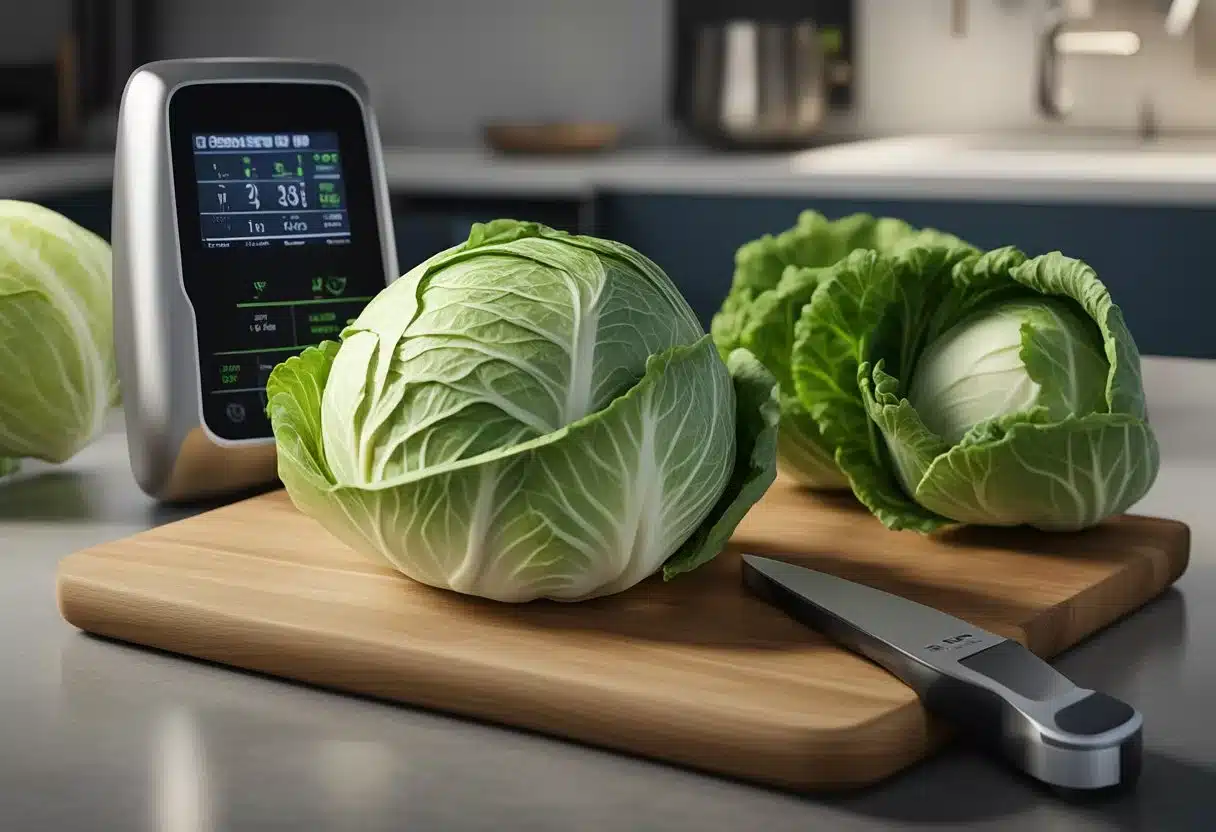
[277,183,307,208]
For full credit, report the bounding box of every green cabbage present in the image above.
[711,210,971,489]
[267,220,779,602]
[790,243,1158,532]
[0,201,118,473]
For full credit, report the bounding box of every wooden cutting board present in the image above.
[56,481,1189,791]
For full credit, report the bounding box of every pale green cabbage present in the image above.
[0,200,118,473]
[906,297,1108,446]
[711,210,971,490]
[788,243,1158,532]
[267,220,779,602]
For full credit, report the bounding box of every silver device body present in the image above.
[742,555,1143,792]
[112,59,398,501]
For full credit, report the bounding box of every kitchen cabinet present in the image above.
[598,193,1213,359]
[30,188,112,241]
[390,194,588,273]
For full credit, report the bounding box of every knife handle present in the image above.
[825,617,1143,792]
[927,639,1143,793]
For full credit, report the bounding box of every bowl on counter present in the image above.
[482,122,621,155]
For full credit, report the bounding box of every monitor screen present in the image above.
[169,82,390,442]
[191,130,351,248]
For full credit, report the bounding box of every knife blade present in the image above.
[741,554,1142,792]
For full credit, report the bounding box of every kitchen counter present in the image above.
[1,354,1214,831]
[8,132,1216,205]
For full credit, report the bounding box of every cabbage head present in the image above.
[711,210,972,490]
[0,200,118,474]
[791,243,1159,532]
[267,220,779,602]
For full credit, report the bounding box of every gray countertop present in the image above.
[3,355,1215,831]
[10,132,1216,205]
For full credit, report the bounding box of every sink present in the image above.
[792,131,1216,179]
[939,131,1216,154]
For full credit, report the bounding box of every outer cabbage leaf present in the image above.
[912,413,1158,531]
[863,360,951,500]
[269,335,775,602]
[790,245,976,529]
[711,210,967,360]
[1008,252,1147,420]
[265,340,343,521]
[774,399,844,487]
[736,265,847,487]
[662,347,780,578]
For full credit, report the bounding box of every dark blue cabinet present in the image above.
[598,193,1212,359]
[27,189,112,241]
[390,194,587,275]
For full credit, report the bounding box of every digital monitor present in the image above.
[169,81,391,442]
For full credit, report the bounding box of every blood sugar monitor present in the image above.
[112,59,397,501]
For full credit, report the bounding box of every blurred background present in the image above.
[2,0,1214,356]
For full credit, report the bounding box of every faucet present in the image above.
[1037,0,1072,119]
[1139,96,1159,142]
[1164,0,1199,37]
[1037,0,1145,122]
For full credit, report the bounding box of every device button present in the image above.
[1055,692,1136,736]
[208,391,267,441]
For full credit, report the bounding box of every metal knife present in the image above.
[741,554,1142,792]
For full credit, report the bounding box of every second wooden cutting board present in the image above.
[56,480,1189,790]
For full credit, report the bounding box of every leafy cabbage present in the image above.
[789,243,1158,532]
[711,211,971,489]
[0,201,118,474]
[267,220,779,602]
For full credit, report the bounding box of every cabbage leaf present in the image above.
[711,211,971,489]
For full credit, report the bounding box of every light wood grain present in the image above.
[55,479,1189,791]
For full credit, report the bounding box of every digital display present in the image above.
[192,131,350,247]
[205,270,375,423]
[170,82,390,441]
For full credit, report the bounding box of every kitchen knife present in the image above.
[741,554,1142,792]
